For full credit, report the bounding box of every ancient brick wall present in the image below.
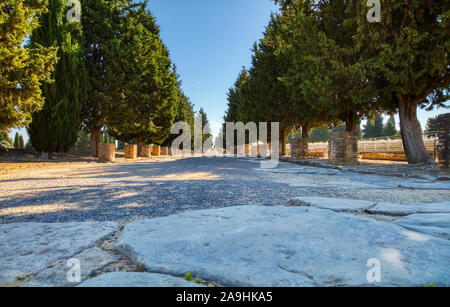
[290,137,308,160]
[438,113,450,168]
[125,145,137,159]
[98,144,116,161]
[152,145,161,156]
[140,145,152,158]
[328,131,358,164]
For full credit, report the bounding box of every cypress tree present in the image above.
[19,135,24,149]
[107,2,178,152]
[14,132,19,149]
[27,0,87,159]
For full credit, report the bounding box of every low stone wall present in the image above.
[328,131,358,165]
[161,147,169,156]
[152,145,161,156]
[290,137,308,160]
[98,144,116,161]
[125,145,137,159]
[140,145,152,158]
[257,144,268,157]
[438,113,450,168]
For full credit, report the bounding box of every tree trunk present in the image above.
[398,95,436,165]
[280,128,287,156]
[90,127,101,157]
[136,138,143,157]
[345,110,357,132]
[302,122,309,139]
[41,151,49,160]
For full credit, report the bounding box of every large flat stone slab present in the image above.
[393,214,450,241]
[0,222,120,285]
[115,206,450,287]
[78,272,202,287]
[368,201,450,216]
[24,247,120,287]
[287,197,375,213]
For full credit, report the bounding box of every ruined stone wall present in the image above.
[438,113,450,168]
[98,144,116,161]
[125,145,137,159]
[328,131,358,165]
[152,145,161,156]
[290,137,308,160]
[140,145,152,158]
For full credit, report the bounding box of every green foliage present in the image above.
[19,135,24,149]
[308,128,330,143]
[194,278,202,284]
[425,117,439,133]
[185,272,192,281]
[27,0,87,154]
[106,2,178,145]
[73,130,91,151]
[0,0,58,130]
[0,131,13,148]
[384,116,398,137]
[424,282,436,288]
[14,132,19,149]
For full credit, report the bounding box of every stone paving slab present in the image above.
[287,197,376,212]
[0,222,120,285]
[393,214,450,241]
[367,201,450,216]
[24,247,120,287]
[114,205,450,287]
[78,272,203,287]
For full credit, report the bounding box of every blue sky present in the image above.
[148,0,279,136]
[9,0,449,142]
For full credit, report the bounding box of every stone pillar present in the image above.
[328,131,358,165]
[124,144,137,159]
[438,113,450,168]
[98,144,116,161]
[244,144,250,157]
[257,143,268,157]
[290,137,308,160]
[161,146,169,156]
[140,145,152,158]
[152,145,161,156]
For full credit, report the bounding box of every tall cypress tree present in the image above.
[28,0,87,158]
[13,132,19,149]
[106,2,178,151]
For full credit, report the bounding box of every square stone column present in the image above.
[125,145,137,159]
[290,137,308,160]
[328,131,358,165]
[161,146,169,156]
[98,144,116,161]
[438,113,450,168]
[140,145,152,158]
[152,145,161,156]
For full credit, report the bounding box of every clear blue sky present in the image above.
[148,0,279,136]
[9,0,449,142]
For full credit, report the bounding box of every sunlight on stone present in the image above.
[401,230,429,242]
[117,203,144,209]
[154,172,220,181]
[380,248,405,270]
[0,204,78,217]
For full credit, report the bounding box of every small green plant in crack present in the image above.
[136,264,145,272]
[424,282,436,288]
[194,277,202,284]
[185,272,192,281]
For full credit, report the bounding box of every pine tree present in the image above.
[0,0,58,130]
[27,0,87,158]
[107,3,178,153]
